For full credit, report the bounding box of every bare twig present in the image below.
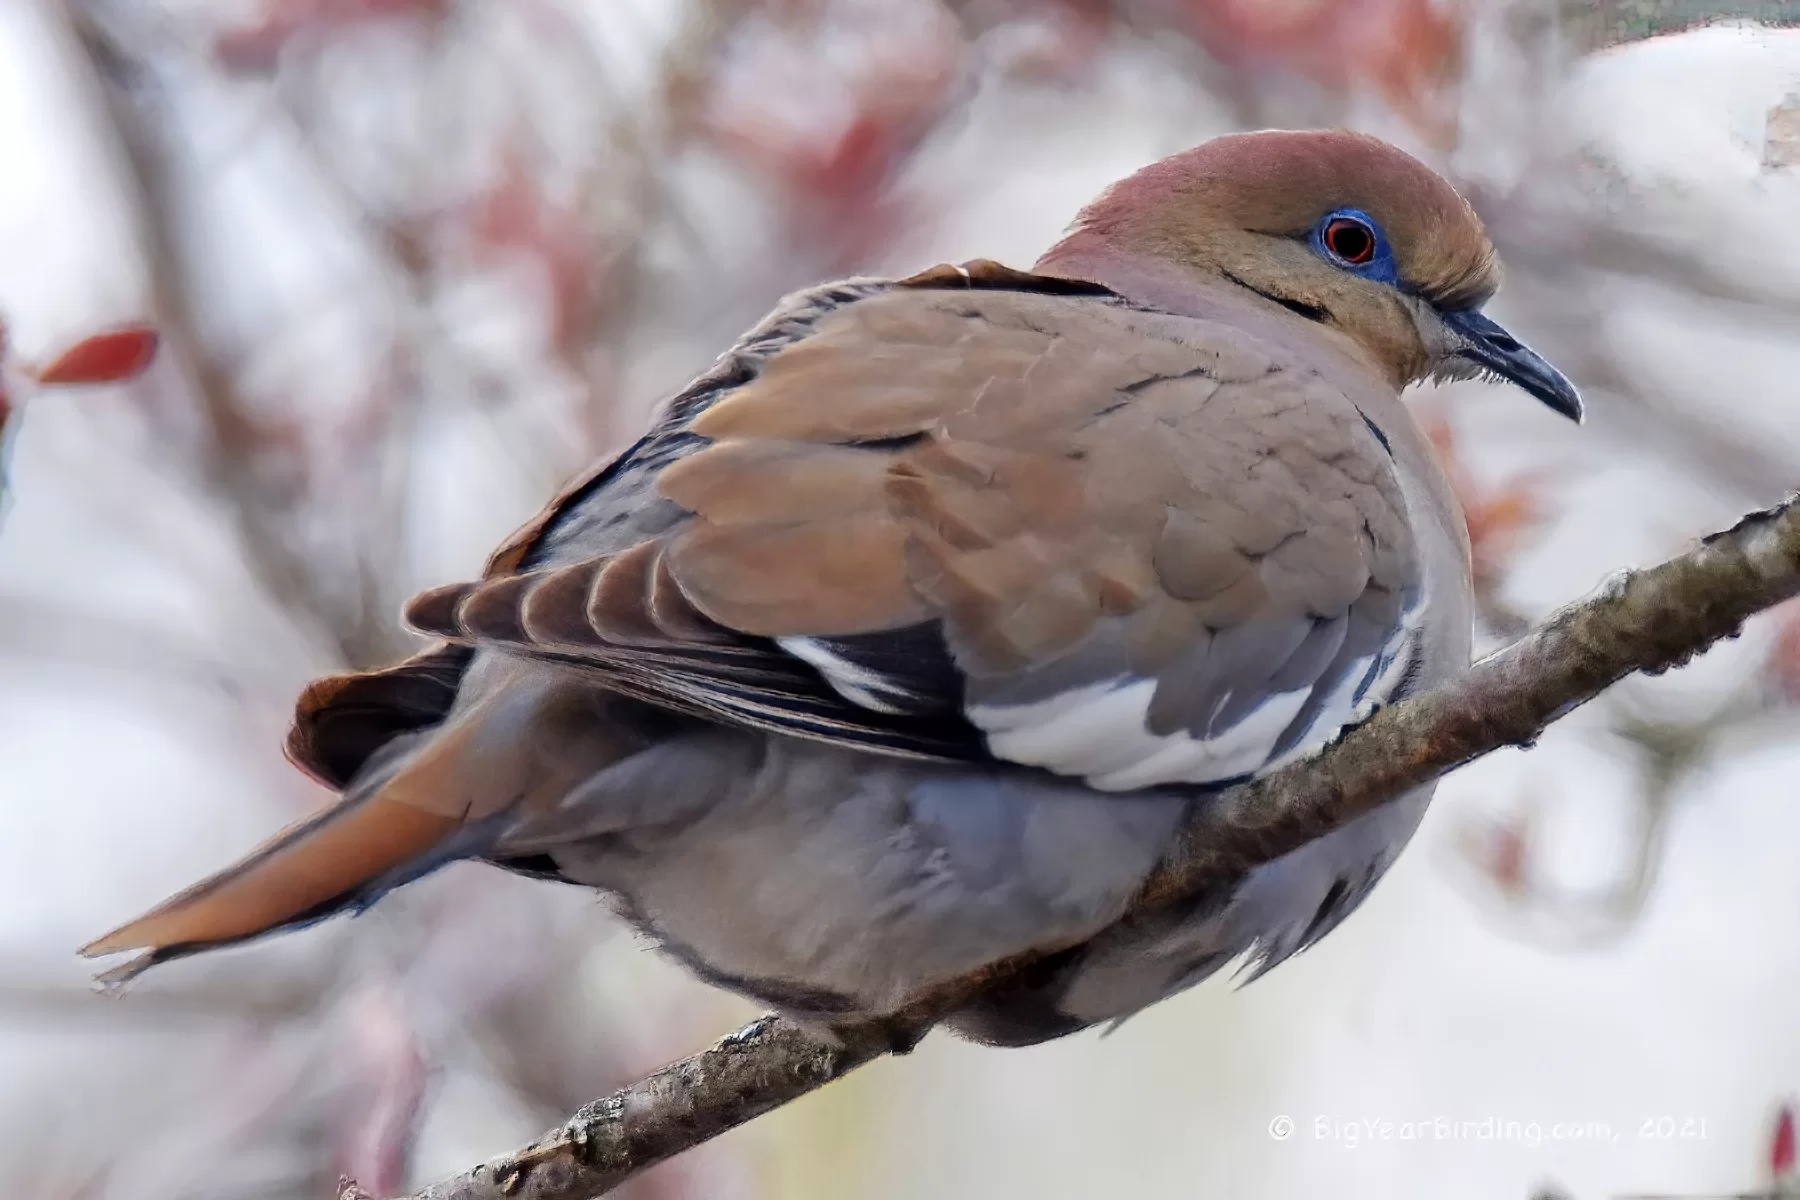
[1471,177,1800,507]
[63,5,393,666]
[391,495,1800,1200]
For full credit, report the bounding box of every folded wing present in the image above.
[407,262,1424,791]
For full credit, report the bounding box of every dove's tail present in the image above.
[78,741,459,983]
[79,654,618,984]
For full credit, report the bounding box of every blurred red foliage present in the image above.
[1772,1102,1797,1182]
[1185,0,1464,128]
[1456,801,1534,900]
[1422,411,1551,601]
[1763,599,1800,704]
[1484,811,1531,897]
[697,1,966,265]
[465,152,616,360]
[975,0,1466,136]
[710,0,1490,256]
[973,1,1114,82]
[333,987,426,1199]
[214,0,448,72]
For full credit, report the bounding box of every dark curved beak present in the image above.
[1442,308,1583,423]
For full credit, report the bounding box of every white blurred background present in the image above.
[3,1,1800,1197]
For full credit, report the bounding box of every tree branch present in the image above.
[367,494,1800,1200]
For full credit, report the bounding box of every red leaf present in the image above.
[464,152,611,357]
[1772,1102,1796,1180]
[32,326,159,386]
[1180,0,1464,140]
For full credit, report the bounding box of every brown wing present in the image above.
[84,261,1420,986]
[404,261,1422,789]
[284,274,973,788]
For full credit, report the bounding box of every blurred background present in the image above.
[3,1,1800,1197]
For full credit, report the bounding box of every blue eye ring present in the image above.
[1309,208,1397,285]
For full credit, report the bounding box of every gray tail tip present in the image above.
[86,949,162,992]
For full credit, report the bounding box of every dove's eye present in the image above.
[1310,207,1396,285]
[1322,216,1375,264]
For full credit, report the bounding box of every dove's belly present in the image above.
[533,722,1428,1044]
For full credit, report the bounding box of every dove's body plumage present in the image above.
[85,130,1581,1046]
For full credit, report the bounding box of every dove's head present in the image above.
[1039,128,1582,422]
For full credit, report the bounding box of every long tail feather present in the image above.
[79,779,458,982]
[81,658,627,984]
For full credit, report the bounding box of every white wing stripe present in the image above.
[783,588,1427,791]
[971,586,1426,791]
[777,636,911,714]
[972,680,1312,792]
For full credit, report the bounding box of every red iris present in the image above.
[1323,217,1375,265]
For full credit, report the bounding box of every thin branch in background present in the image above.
[1570,0,1800,49]
[1468,165,1800,508]
[35,11,776,1192]
[67,5,393,668]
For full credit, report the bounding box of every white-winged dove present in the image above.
[83,130,1579,1045]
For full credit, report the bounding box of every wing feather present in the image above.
[397,261,1424,789]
